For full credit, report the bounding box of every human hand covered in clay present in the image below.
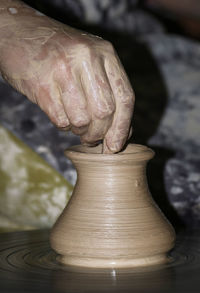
[0,0,135,153]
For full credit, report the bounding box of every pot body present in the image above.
[50,144,175,269]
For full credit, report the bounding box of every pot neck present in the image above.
[65,144,154,167]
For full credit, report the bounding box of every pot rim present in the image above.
[65,144,154,162]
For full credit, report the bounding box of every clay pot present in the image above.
[50,144,175,269]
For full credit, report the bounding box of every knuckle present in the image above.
[71,117,90,128]
[103,40,115,52]
[55,119,69,128]
[46,108,69,127]
[94,102,115,120]
[94,108,113,120]
[77,43,91,59]
[36,93,70,128]
[49,110,69,128]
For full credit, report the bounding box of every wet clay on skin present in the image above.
[0,0,134,153]
[50,144,175,269]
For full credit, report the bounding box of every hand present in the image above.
[0,4,134,153]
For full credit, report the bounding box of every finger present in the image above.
[34,82,70,128]
[80,60,115,144]
[62,86,91,133]
[104,127,133,153]
[56,66,91,134]
[103,58,135,153]
[103,126,133,152]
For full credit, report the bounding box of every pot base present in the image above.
[57,253,170,269]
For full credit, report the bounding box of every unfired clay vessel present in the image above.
[50,144,175,269]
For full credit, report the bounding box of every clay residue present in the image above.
[8,7,18,14]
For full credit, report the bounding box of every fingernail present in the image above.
[107,141,122,153]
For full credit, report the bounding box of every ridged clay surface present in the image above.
[50,144,175,269]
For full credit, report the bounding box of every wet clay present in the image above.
[50,144,175,269]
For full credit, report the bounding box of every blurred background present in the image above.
[0,0,200,232]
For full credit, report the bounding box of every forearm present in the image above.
[0,0,36,32]
[0,1,39,66]
[0,0,78,60]
[0,0,64,80]
[0,0,45,19]
[0,0,26,11]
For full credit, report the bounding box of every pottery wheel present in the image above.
[0,229,200,293]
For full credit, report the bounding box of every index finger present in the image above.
[103,57,135,153]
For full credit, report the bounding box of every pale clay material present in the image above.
[50,144,176,269]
